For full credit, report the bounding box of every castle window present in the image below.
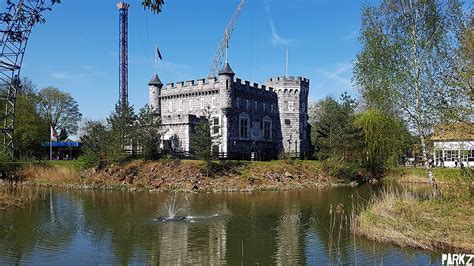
[246,100,249,109]
[263,103,266,112]
[254,101,258,110]
[240,118,248,138]
[236,98,240,108]
[285,119,291,126]
[239,113,250,139]
[288,101,294,112]
[212,116,220,135]
[212,145,220,154]
[271,104,274,113]
[263,119,272,140]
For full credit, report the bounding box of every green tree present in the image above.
[449,11,473,118]
[107,104,137,162]
[36,87,82,135]
[141,0,165,14]
[19,77,36,96]
[353,0,469,193]
[137,104,162,160]
[58,128,68,141]
[190,107,221,175]
[80,120,109,168]
[14,95,49,159]
[310,93,360,161]
[354,109,410,177]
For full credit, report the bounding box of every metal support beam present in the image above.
[0,0,55,156]
[118,2,129,111]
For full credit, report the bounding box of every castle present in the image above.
[148,62,310,159]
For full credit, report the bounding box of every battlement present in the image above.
[164,77,221,91]
[234,77,275,95]
[267,76,309,84]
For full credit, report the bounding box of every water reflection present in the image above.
[159,222,189,263]
[274,200,302,264]
[0,185,441,264]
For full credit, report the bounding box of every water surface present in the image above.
[0,185,442,265]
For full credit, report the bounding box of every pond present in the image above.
[0,185,441,264]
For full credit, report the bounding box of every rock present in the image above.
[193,181,200,190]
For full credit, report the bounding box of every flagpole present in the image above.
[50,126,52,161]
[225,30,229,63]
[154,44,157,74]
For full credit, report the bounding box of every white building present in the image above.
[432,123,474,168]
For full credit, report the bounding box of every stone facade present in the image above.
[148,63,310,159]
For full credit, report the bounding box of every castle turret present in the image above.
[148,73,163,116]
[266,76,310,157]
[218,62,235,79]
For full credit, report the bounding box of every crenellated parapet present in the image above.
[267,76,309,84]
[159,75,281,101]
[233,77,275,96]
[161,77,222,98]
[266,76,310,96]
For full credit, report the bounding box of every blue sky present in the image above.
[17,0,376,121]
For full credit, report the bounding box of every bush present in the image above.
[0,150,13,163]
[321,158,361,181]
[78,152,102,169]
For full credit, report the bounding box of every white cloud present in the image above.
[315,63,353,87]
[264,0,292,47]
[48,66,105,80]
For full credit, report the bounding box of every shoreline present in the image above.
[354,167,473,252]
[12,159,345,193]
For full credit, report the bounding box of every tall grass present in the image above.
[328,203,350,265]
[19,164,80,182]
[352,184,473,252]
[0,184,43,210]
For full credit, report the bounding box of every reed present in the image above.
[352,185,473,252]
[0,184,43,210]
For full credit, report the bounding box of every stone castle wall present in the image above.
[149,73,311,158]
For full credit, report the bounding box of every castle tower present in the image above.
[266,76,310,157]
[148,73,163,116]
[217,62,235,154]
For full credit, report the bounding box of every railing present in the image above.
[159,150,308,161]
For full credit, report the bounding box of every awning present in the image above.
[41,141,81,147]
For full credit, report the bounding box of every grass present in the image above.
[354,170,473,252]
[385,167,464,183]
[0,185,43,210]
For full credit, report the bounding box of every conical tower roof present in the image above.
[148,73,163,86]
[218,62,235,77]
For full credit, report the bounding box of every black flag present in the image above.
[156,46,162,60]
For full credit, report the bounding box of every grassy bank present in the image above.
[17,159,337,192]
[354,168,473,252]
[385,167,466,183]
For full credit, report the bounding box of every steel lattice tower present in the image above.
[0,0,56,156]
[117,2,129,111]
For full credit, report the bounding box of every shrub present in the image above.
[321,158,361,181]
